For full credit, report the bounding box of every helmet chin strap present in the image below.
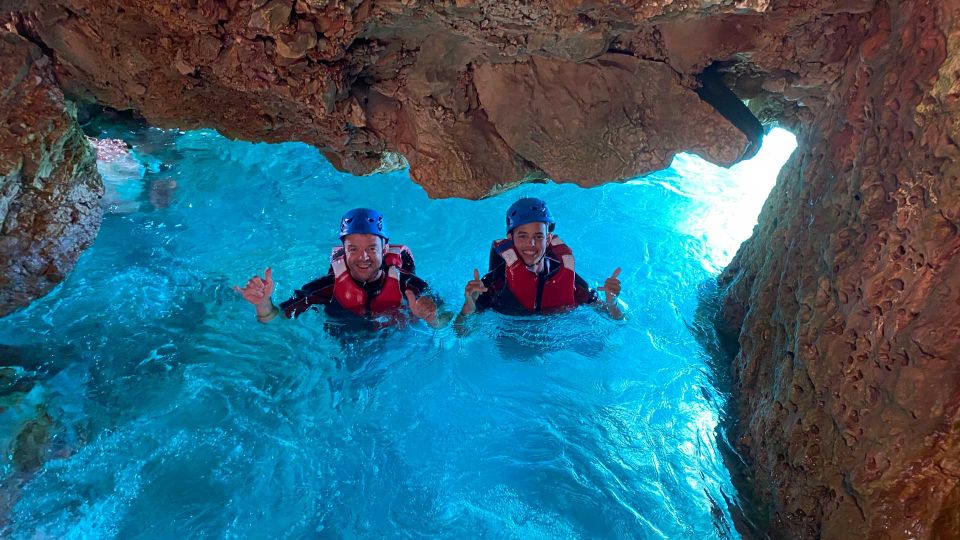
[526,233,552,271]
[509,231,550,272]
[525,252,546,272]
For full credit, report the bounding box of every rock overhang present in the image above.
[4,0,835,200]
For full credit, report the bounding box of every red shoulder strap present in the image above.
[383,243,412,270]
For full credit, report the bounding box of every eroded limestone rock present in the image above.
[90,137,146,214]
[474,54,749,185]
[719,2,960,537]
[0,31,102,318]
[8,0,777,199]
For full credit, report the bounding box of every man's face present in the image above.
[508,221,550,266]
[343,234,385,281]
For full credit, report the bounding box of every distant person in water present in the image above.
[457,197,624,321]
[235,208,443,327]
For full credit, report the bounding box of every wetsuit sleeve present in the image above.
[573,273,600,306]
[473,265,503,312]
[398,272,430,298]
[279,274,335,318]
[400,250,416,273]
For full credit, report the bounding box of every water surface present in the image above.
[0,125,795,538]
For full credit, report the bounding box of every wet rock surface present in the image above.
[0,31,102,318]
[0,350,92,525]
[719,2,960,537]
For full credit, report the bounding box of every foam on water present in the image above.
[0,124,795,539]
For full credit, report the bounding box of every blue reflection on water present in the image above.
[0,125,795,538]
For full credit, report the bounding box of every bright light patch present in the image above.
[669,128,797,272]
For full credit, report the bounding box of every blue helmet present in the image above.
[506,197,555,234]
[339,208,388,241]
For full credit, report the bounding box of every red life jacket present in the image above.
[492,236,576,312]
[330,244,412,316]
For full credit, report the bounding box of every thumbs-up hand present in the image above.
[464,268,488,304]
[459,268,488,317]
[597,267,622,303]
[405,289,438,324]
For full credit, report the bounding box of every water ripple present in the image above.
[0,126,796,538]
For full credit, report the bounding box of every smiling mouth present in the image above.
[352,265,376,275]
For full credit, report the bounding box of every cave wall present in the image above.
[2,1,960,537]
[5,0,781,198]
[719,1,960,537]
[0,31,103,318]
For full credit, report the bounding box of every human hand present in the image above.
[597,267,621,303]
[460,268,488,316]
[464,269,488,304]
[234,267,275,309]
[405,289,438,324]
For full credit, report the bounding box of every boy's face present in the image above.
[509,221,550,266]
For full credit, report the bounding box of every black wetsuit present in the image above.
[280,266,429,319]
[474,255,598,315]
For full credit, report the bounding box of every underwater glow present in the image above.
[0,123,794,538]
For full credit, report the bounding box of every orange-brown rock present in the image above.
[6,0,774,198]
[473,54,747,185]
[0,31,102,318]
[719,1,960,537]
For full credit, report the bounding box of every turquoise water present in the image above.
[0,123,795,539]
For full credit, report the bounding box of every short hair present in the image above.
[341,236,386,247]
